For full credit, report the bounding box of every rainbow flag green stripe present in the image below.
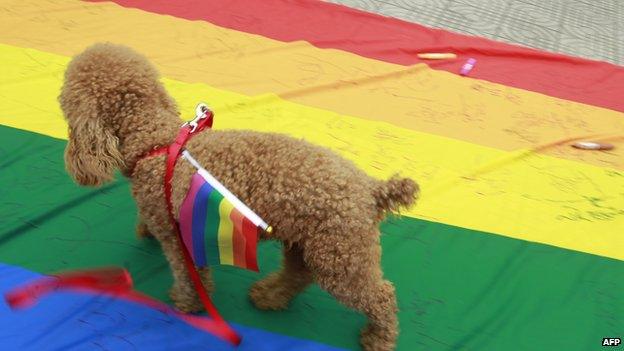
[205,183,224,266]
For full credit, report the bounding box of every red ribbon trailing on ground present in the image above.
[5,109,242,346]
[4,267,235,339]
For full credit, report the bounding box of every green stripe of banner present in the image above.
[204,187,224,266]
[0,125,622,350]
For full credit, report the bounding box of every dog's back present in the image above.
[177,129,418,241]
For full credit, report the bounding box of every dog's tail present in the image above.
[373,175,419,214]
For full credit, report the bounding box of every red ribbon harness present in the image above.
[4,107,242,346]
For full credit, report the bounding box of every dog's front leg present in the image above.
[157,233,210,313]
[137,212,213,313]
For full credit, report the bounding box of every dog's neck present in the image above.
[115,109,181,177]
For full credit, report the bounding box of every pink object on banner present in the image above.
[460,58,477,76]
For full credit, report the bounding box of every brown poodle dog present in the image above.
[59,43,418,351]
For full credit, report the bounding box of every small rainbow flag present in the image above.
[178,151,271,272]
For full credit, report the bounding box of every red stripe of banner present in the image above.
[89,0,624,112]
[241,218,259,272]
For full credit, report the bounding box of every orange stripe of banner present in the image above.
[229,209,247,268]
[1,0,622,170]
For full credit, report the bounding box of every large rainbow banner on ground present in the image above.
[0,0,622,350]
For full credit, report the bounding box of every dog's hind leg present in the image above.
[304,229,398,351]
[355,279,398,351]
[249,243,313,310]
[136,219,154,239]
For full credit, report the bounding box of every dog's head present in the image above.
[59,43,175,186]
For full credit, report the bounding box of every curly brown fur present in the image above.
[60,43,419,351]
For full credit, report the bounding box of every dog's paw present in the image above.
[170,286,203,313]
[249,274,291,310]
[360,324,398,351]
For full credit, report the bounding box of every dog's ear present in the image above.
[63,100,124,187]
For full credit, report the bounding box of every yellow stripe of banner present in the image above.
[1,44,623,261]
[0,0,623,170]
[217,200,235,265]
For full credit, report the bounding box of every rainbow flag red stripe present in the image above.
[179,173,259,271]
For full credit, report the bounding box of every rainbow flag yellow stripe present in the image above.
[217,200,236,266]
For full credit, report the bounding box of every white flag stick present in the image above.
[181,150,272,233]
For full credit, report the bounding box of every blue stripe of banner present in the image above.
[0,263,346,351]
[191,182,214,267]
